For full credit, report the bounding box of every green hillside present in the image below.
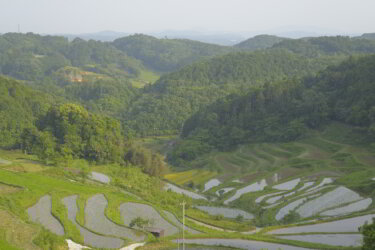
[123,49,344,136]
[273,35,375,57]
[0,76,53,148]
[234,34,288,50]
[113,34,234,72]
[170,54,375,165]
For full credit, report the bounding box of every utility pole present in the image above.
[180,200,186,250]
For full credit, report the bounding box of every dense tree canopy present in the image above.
[123,49,343,136]
[0,76,52,148]
[234,34,288,51]
[113,34,233,72]
[21,103,125,163]
[169,55,375,165]
[273,36,375,57]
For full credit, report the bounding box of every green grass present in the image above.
[0,238,21,250]
[131,70,160,88]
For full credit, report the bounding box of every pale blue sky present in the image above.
[1,0,374,34]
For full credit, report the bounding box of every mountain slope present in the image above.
[123,49,342,135]
[234,34,288,51]
[0,33,144,81]
[112,34,234,72]
[0,76,53,148]
[273,36,375,57]
[172,54,375,164]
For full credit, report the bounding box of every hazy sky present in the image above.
[1,0,374,35]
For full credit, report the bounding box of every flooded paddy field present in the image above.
[195,206,254,219]
[268,214,375,234]
[278,234,363,247]
[276,197,307,221]
[296,186,362,218]
[85,194,145,241]
[164,183,207,200]
[321,198,372,216]
[224,179,267,204]
[119,202,178,236]
[203,179,221,192]
[163,210,201,234]
[27,195,65,236]
[89,171,110,184]
[272,178,300,190]
[173,238,310,250]
[62,195,125,249]
[215,187,235,196]
[255,191,285,203]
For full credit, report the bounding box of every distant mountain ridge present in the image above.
[113,34,234,72]
[234,34,288,51]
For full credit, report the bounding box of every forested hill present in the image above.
[234,34,288,51]
[357,33,375,40]
[151,49,336,89]
[0,76,53,148]
[0,32,144,81]
[112,34,234,72]
[273,36,375,57]
[170,55,375,164]
[123,50,342,136]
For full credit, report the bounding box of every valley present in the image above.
[0,29,375,250]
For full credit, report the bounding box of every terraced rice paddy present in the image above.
[276,197,308,221]
[272,178,300,190]
[162,210,200,234]
[278,234,363,247]
[296,186,362,218]
[321,198,373,216]
[164,169,216,186]
[195,206,254,219]
[62,195,125,249]
[89,171,110,184]
[215,187,234,196]
[305,178,333,192]
[27,195,65,236]
[224,179,267,204]
[203,179,221,192]
[297,181,314,191]
[173,238,310,250]
[119,202,179,236]
[85,194,144,241]
[266,191,297,204]
[164,183,207,200]
[268,214,375,234]
[255,191,285,203]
